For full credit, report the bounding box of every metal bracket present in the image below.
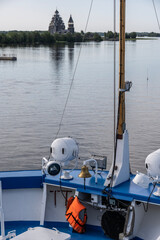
[119,81,132,92]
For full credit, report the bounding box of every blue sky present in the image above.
[0,0,160,32]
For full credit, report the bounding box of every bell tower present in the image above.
[68,15,74,33]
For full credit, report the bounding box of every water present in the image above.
[0,39,160,173]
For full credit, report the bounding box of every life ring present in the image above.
[101,210,125,240]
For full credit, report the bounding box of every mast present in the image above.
[104,0,130,188]
[117,0,126,139]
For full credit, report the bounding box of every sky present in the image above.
[0,0,160,33]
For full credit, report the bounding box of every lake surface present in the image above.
[0,39,160,173]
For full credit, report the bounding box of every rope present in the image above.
[152,0,160,31]
[109,0,117,189]
[55,0,94,139]
[113,0,116,154]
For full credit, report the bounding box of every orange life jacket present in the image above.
[65,196,87,233]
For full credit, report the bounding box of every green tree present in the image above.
[107,31,114,39]
[125,33,130,39]
[65,33,74,42]
[93,33,102,42]
[54,33,66,42]
[84,32,93,41]
[104,32,107,40]
[41,32,55,44]
[74,33,83,42]
[31,31,41,44]
[129,32,137,39]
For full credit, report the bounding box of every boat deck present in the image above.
[5,221,141,240]
[0,170,152,240]
[4,221,107,239]
[0,169,160,205]
[45,170,160,205]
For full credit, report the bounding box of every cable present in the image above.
[113,0,116,163]
[55,0,94,139]
[102,188,129,209]
[104,0,117,191]
[152,0,160,31]
[143,182,157,212]
[110,0,117,190]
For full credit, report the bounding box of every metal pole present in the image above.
[0,181,5,238]
[40,183,47,226]
[117,0,126,139]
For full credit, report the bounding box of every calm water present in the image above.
[0,39,160,173]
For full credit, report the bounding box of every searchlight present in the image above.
[42,137,79,180]
[133,149,160,196]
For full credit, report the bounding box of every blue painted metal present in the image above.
[0,169,160,205]
[4,221,142,239]
[0,170,149,239]
[44,170,160,205]
[0,170,42,189]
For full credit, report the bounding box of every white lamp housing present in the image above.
[42,158,61,176]
[51,137,79,166]
[145,149,160,179]
[153,187,160,197]
[132,172,151,188]
[49,137,79,179]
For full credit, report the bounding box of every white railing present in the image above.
[0,181,5,239]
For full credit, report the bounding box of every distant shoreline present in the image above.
[0,31,159,46]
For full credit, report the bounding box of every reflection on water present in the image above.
[0,39,160,173]
[68,44,75,69]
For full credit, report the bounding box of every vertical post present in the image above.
[117,0,126,139]
[40,183,47,226]
[104,0,130,188]
[0,181,5,238]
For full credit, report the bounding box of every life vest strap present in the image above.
[65,196,87,233]
[66,212,87,227]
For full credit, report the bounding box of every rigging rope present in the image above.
[152,0,160,31]
[55,0,94,139]
[110,0,117,189]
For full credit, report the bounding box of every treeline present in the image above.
[137,32,160,37]
[0,31,54,45]
[104,31,137,40]
[0,30,158,46]
[82,32,103,41]
[104,31,160,39]
[0,31,103,45]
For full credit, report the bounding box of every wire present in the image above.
[152,0,160,31]
[102,188,129,209]
[113,0,116,164]
[107,0,117,190]
[143,182,157,212]
[55,0,94,139]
